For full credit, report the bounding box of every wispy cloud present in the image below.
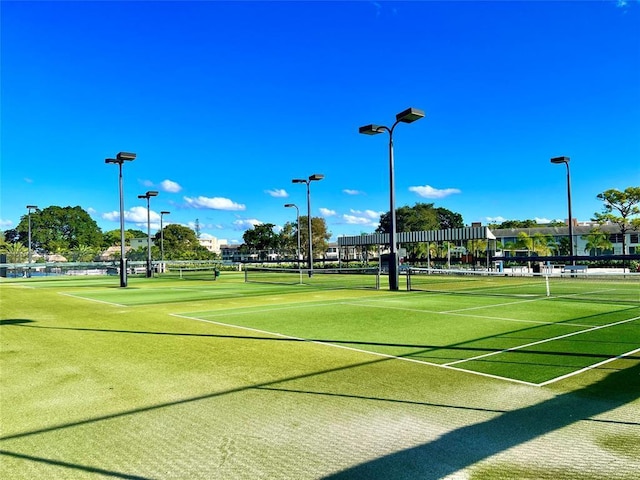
[485,216,506,224]
[342,209,382,227]
[0,218,13,227]
[141,179,154,188]
[409,185,461,199]
[265,188,288,198]
[319,208,337,217]
[233,218,262,230]
[343,189,364,196]
[161,179,182,193]
[24,178,33,184]
[102,206,160,225]
[184,196,246,211]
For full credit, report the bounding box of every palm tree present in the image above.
[1,242,28,263]
[581,227,613,256]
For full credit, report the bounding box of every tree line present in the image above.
[1,187,638,263]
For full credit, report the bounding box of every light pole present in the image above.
[292,174,324,276]
[105,152,136,287]
[360,107,425,290]
[550,156,574,265]
[284,203,301,267]
[138,190,158,278]
[160,211,170,267]
[26,205,38,267]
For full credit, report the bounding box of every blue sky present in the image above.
[2,0,639,245]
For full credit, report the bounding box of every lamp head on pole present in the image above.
[161,211,170,215]
[550,156,570,165]
[284,203,295,208]
[292,178,306,184]
[309,174,324,182]
[359,124,385,135]
[116,152,136,161]
[396,107,425,124]
[27,205,38,210]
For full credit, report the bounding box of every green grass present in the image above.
[1,272,639,479]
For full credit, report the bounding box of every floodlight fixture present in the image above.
[359,124,385,135]
[291,173,324,275]
[160,211,170,265]
[359,107,425,290]
[27,205,38,266]
[285,203,301,266]
[116,152,137,161]
[396,107,425,123]
[139,190,159,277]
[105,151,136,287]
[550,155,574,265]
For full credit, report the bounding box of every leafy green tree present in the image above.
[491,219,539,229]
[16,206,103,253]
[592,187,640,256]
[298,216,331,259]
[103,229,147,248]
[151,223,201,260]
[242,223,279,259]
[581,227,613,255]
[278,221,298,258]
[435,207,464,229]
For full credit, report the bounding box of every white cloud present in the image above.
[265,189,288,198]
[233,218,262,230]
[141,179,154,187]
[350,209,382,220]
[485,216,506,224]
[103,207,160,225]
[343,189,364,195]
[0,218,13,227]
[342,215,378,227]
[161,179,182,193]
[535,217,552,224]
[24,178,33,184]
[319,208,337,217]
[184,196,246,211]
[409,185,461,199]
[101,211,119,222]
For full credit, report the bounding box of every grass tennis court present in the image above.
[1,272,639,479]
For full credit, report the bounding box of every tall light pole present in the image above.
[360,107,425,290]
[138,190,158,278]
[292,174,324,276]
[26,205,38,266]
[550,156,574,265]
[160,211,170,267]
[105,152,136,287]
[284,203,301,267]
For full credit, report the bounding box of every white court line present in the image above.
[170,312,540,387]
[444,316,640,367]
[537,347,640,387]
[59,292,128,308]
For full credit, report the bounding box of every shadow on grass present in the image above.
[10,321,640,364]
[2,319,638,478]
[322,362,640,480]
[0,450,151,480]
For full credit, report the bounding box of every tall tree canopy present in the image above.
[376,203,464,234]
[16,206,103,253]
[298,216,331,259]
[152,224,206,260]
[592,187,640,255]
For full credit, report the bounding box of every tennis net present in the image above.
[407,267,640,305]
[162,266,220,281]
[244,266,380,290]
